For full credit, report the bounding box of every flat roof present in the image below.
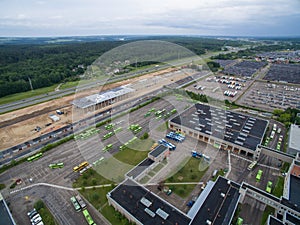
[291,164,300,177]
[289,175,300,207]
[149,145,167,158]
[289,124,300,151]
[126,158,154,179]
[72,86,134,109]
[108,179,191,225]
[190,177,240,225]
[170,103,268,151]
[286,212,300,224]
[0,194,16,225]
[268,215,284,225]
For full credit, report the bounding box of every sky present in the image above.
[0,0,299,37]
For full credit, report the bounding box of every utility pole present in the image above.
[28,76,33,91]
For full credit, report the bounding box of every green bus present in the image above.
[256,169,263,182]
[114,127,123,133]
[102,144,113,152]
[27,153,43,162]
[237,217,243,225]
[70,196,81,212]
[82,209,96,225]
[266,181,272,193]
[103,132,114,140]
[105,123,115,130]
[49,162,64,169]
[144,112,151,118]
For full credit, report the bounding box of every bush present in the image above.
[0,183,6,190]
[34,200,45,211]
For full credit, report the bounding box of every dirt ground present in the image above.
[0,67,192,149]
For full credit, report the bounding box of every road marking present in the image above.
[225,151,231,178]
[10,182,75,194]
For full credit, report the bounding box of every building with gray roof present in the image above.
[72,86,134,112]
[169,103,268,157]
[0,193,16,225]
[288,124,300,156]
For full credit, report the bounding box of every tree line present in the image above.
[0,37,248,98]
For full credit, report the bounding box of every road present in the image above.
[0,47,240,114]
[0,56,200,113]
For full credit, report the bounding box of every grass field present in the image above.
[74,169,133,224]
[156,122,168,132]
[260,205,275,225]
[73,169,113,188]
[0,84,58,105]
[125,138,154,152]
[114,148,150,165]
[34,200,59,225]
[166,157,209,198]
[272,176,284,198]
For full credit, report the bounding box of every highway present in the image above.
[0,56,200,113]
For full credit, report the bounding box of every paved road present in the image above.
[0,49,233,114]
[0,55,200,113]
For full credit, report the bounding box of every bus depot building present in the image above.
[169,103,268,157]
[107,176,240,225]
[72,86,134,113]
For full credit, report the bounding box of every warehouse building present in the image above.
[169,103,268,157]
[148,144,169,162]
[72,86,134,112]
[107,176,241,225]
[0,193,16,225]
[287,124,300,156]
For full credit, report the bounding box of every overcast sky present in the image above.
[0,0,299,37]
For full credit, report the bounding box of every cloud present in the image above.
[0,0,299,36]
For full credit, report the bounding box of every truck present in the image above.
[159,139,176,150]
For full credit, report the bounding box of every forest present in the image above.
[0,36,248,98]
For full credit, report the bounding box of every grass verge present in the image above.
[75,169,134,225]
[260,205,274,225]
[73,169,113,188]
[272,176,284,198]
[166,157,209,198]
[0,84,57,105]
[34,199,59,225]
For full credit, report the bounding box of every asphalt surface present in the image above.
[0,55,201,114]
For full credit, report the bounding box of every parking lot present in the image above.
[185,74,252,102]
[263,64,300,84]
[222,61,267,77]
[0,94,194,224]
[0,91,286,225]
[237,81,300,111]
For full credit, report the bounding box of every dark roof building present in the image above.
[107,177,240,225]
[267,215,284,225]
[126,158,154,180]
[107,178,191,225]
[148,145,169,162]
[169,103,268,156]
[189,177,240,225]
[0,193,16,225]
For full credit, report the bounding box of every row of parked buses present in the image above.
[73,161,89,173]
[70,195,96,225]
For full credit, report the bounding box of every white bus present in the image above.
[247,161,257,171]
